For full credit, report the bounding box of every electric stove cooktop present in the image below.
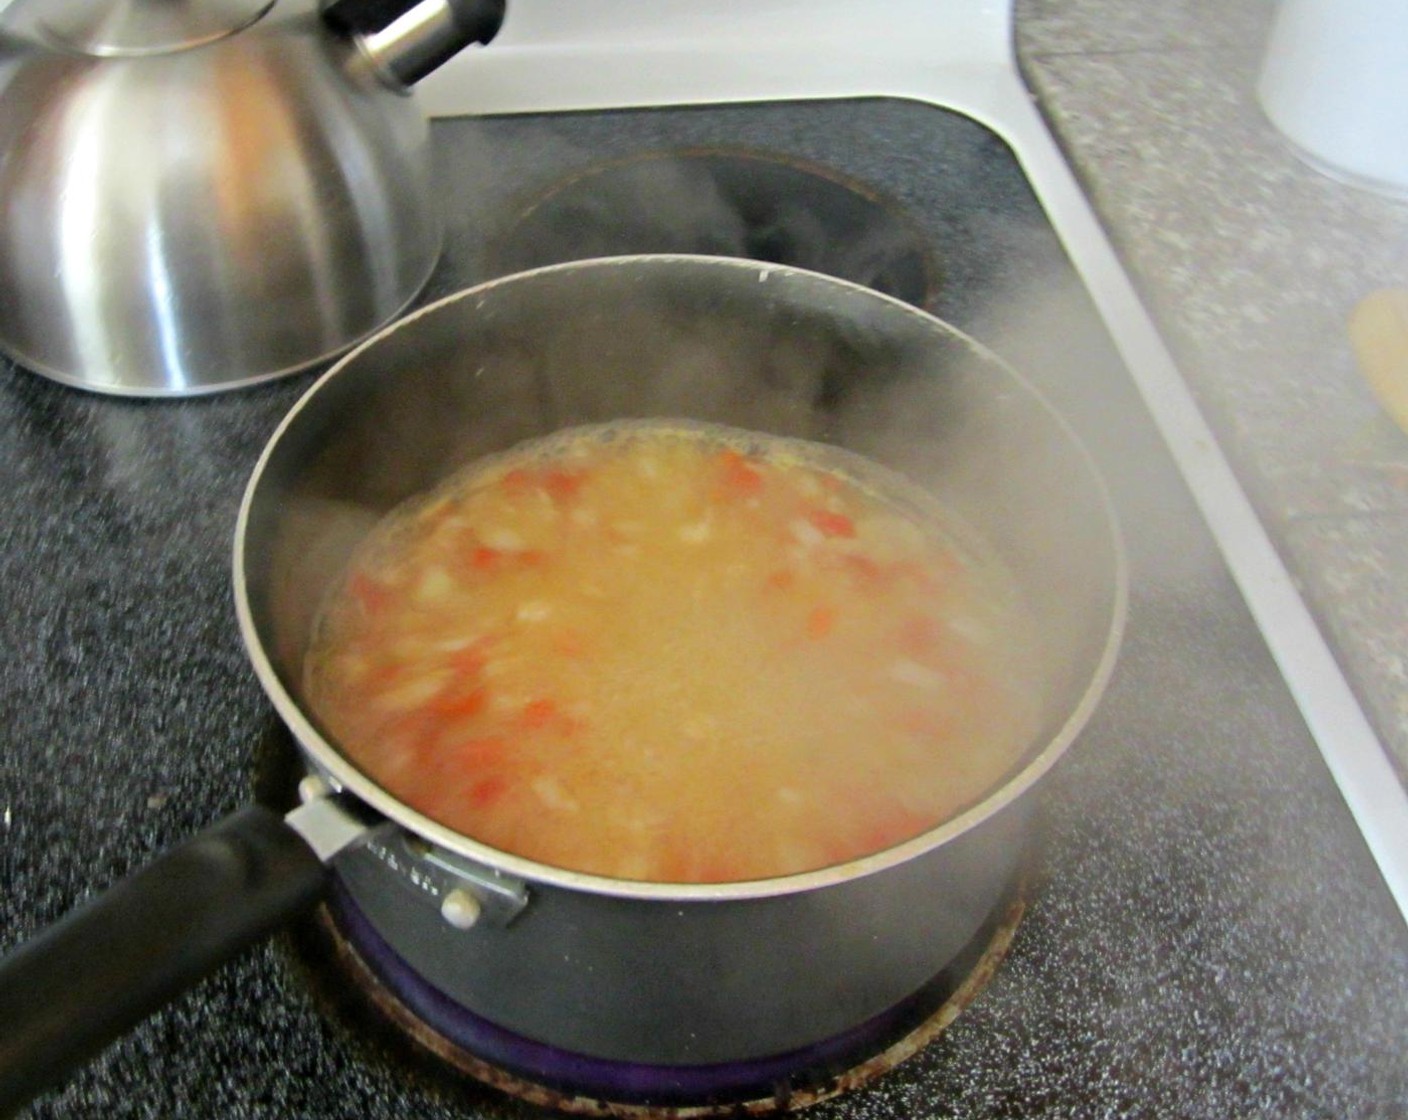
[2,3,1407,1118]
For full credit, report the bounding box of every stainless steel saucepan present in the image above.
[0,256,1125,1114]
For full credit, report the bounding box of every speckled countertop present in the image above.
[1015,0,1408,782]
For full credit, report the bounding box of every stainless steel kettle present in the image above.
[0,0,505,396]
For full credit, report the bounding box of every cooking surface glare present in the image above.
[305,422,1045,882]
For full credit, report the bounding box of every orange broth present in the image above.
[304,422,1045,882]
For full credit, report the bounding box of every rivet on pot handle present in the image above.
[359,832,531,930]
[294,769,530,929]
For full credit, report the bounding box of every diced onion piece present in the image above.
[946,613,993,644]
[338,653,371,680]
[790,518,825,548]
[678,519,712,544]
[431,634,484,652]
[887,658,946,691]
[389,636,440,662]
[378,672,449,711]
[482,528,526,551]
[532,775,579,812]
[414,565,456,604]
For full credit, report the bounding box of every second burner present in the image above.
[490,149,940,309]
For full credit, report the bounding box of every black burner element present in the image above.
[490,150,940,309]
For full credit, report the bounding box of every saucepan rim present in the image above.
[232,253,1129,903]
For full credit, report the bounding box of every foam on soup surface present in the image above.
[304,421,1045,883]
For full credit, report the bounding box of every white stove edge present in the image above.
[416,0,1408,922]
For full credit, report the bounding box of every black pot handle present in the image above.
[0,806,331,1116]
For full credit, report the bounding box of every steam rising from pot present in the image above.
[243,258,1124,877]
[487,149,939,309]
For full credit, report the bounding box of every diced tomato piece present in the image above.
[656,845,694,883]
[843,554,887,589]
[806,605,837,640]
[361,659,404,692]
[518,698,583,737]
[455,737,509,764]
[542,468,586,503]
[468,544,545,573]
[818,837,860,866]
[468,775,509,808]
[349,572,392,616]
[764,568,796,593]
[446,644,489,678]
[898,616,946,658]
[694,858,742,884]
[470,546,503,571]
[857,809,932,854]
[429,685,488,720]
[552,630,589,659]
[500,465,586,503]
[500,468,533,493]
[716,450,764,498]
[520,698,559,730]
[805,508,856,539]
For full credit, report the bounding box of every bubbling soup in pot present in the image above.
[304,421,1046,883]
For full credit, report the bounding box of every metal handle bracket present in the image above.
[364,833,530,929]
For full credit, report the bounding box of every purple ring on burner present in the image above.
[328,878,1008,1106]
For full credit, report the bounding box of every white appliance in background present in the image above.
[1258,0,1408,198]
[418,0,1408,916]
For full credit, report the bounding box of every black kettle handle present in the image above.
[323,0,507,87]
[0,806,330,1117]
